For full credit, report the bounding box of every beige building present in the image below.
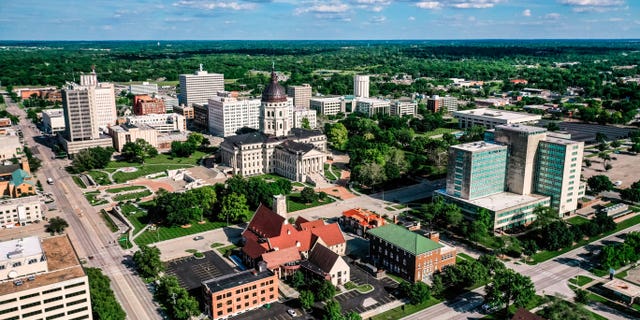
[179,65,224,107]
[0,196,43,227]
[109,124,158,152]
[310,96,346,116]
[287,84,312,108]
[292,107,317,129]
[302,244,350,286]
[354,75,370,98]
[41,109,66,134]
[355,98,390,116]
[173,105,194,120]
[453,108,542,129]
[0,235,92,320]
[426,95,458,113]
[494,125,547,195]
[125,113,186,133]
[208,93,260,137]
[0,129,22,160]
[390,99,418,117]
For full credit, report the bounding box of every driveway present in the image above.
[335,258,400,315]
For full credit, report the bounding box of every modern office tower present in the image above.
[310,96,345,116]
[535,137,584,214]
[292,107,317,129]
[133,95,166,115]
[426,95,458,113]
[41,109,66,134]
[179,65,224,107]
[494,125,547,195]
[287,84,312,108]
[208,93,261,137]
[62,84,98,142]
[129,82,158,95]
[445,142,508,200]
[355,98,390,116]
[193,103,209,129]
[353,75,370,98]
[0,235,93,320]
[92,82,117,132]
[259,69,292,137]
[453,108,542,129]
[390,99,418,117]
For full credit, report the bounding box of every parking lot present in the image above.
[165,251,235,290]
[231,301,306,320]
[335,259,400,315]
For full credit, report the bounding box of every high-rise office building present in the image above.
[77,68,116,132]
[390,99,418,117]
[426,95,458,113]
[260,69,292,137]
[208,93,261,137]
[353,75,370,98]
[494,125,547,195]
[0,235,93,320]
[179,65,224,107]
[445,142,508,200]
[62,84,97,142]
[287,84,312,108]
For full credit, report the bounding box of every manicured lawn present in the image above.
[217,244,237,256]
[324,163,338,181]
[392,204,407,209]
[108,151,206,183]
[458,252,475,261]
[569,275,594,287]
[112,190,152,202]
[87,170,111,185]
[101,210,119,232]
[72,176,86,189]
[531,214,640,264]
[287,193,335,212]
[210,242,224,249]
[386,274,406,284]
[84,191,108,206]
[120,204,148,235]
[133,220,227,247]
[112,164,194,183]
[484,295,546,319]
[106,185,147,193]
[567,216,590,226]
[371,297,441,320]
[421,127,460,137]
[344,282,357,290]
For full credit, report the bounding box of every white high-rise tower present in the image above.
[179,65,224,106]
[354,75,370,98]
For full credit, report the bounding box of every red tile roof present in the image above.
[244,204,285,238]
[342,208,386,229]
[299,219,326,230]
[311,223,345,247]
[262,247,301,270]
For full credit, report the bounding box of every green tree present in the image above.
[533,206,560,229]
[586,175,614,193]
[400,281,431,304]
[85,267,126,320]
[71,146,115,172]
[300,187,318,204]
[574,288,589,304]
[485,269,535,315]
[291,271,305,289]
[546,122,560,131]
[620,181,640,202]
[344,312,362,320]
[170,141,197,157]
[155,276,199,320]
[299,290,315,310]
[301,117,311,129]
[323,299,342,320]
[219,192,251,223]
[133,245,163,279]
[317,280,337,302]
[610,139,622,148]
[326,123,349,150]
[46,216,69,234]
[539,296,595,320]
[121,138,158,163]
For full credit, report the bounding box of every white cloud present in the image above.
[415,1,442,9]
[545,12,561,20]
[408,16,416,21]
[294,2,350,15]
[369,15,387,23]
[558,0,625,12]
[415,0,503,10]
[522,9,531,17]
[172,1,257,11]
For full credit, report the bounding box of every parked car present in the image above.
[287,309,297,317]
[193,236,204,241]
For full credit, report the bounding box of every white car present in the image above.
[614,181,622,186]
[287,309,297,317]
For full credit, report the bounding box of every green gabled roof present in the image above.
[366,223,443,255]
[10,169,33,186]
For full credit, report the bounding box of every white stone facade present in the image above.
[207,95,260,137]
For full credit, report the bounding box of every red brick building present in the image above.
[202,266,278,320]
[368,224,456,283]
[341,208,386,237]
[133,95,166,115]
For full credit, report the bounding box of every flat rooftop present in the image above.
[603,279,640,298]
[0,236,42,263]
[542,136,581,145]
[0,235,85,295]
[495,124,547,134]
[438,190,549,212]
[452,141,506,153]
[203,269,274,294]
[454,108,542,121]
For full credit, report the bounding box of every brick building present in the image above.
[340,208,386,238]
[133,95,166,115]
[367,224,456,282]
[202,265,278,320]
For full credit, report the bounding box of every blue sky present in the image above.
[0,0,638,40]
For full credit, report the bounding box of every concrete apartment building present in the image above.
[133,95,166,115]
[0,129,22,160]
[125,113,186,133]
[109,124,158,152]
[292,107,317,129]
[437,124,585,230]
[179,65,224,107]
[390,99,418,117]
[310,96,346,116]
[355,98,390,116]
[368,224,456,283]
[202,266,278,320]
[353,75,370,98]
[41,109,66,134]
[453,108,542,129]
[173,105,194,120]
[0,196,43,227]
[129,82,158,95]
[287,84,312,108]
[208,94,260,137]
[426,95,458,113]
[0,235,92,320]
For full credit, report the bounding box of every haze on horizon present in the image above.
[1,0,639,40]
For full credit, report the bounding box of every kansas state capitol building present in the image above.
[219,68,327,182]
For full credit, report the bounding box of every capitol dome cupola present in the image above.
[261,66,288,103]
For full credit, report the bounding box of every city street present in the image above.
[3,95,162,320]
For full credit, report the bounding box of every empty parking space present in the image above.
[165,251,235,290]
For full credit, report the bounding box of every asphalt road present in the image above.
[401,220,640,320]
[4,96,162,320]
